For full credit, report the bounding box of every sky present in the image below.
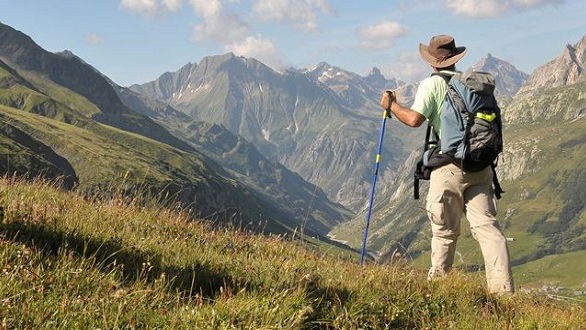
[1,0,585,86]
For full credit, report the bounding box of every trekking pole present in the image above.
[360,94,392,266]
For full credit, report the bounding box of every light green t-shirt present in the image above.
[411,71,456,135]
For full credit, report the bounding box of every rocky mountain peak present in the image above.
[472,53,528,96]
[303,62,362,87]
[576,35,586,52]
[364,67,386,86]
[308,61,334,71]
[365,67,403,91]
[369,66,383,76]
[56,49,76,59]
[474,53,505,69]
[517,34,586,94]
[197,52,277,80]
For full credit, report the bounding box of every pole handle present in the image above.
[384,90,394,119]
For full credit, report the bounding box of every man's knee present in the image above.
[431,225,460,241]
[470,222,506,243]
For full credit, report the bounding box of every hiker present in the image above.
[379,35,514,294]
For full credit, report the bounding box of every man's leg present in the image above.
[427,164,464,279]
[464,175,514,294]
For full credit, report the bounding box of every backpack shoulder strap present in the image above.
[431,71,453,84]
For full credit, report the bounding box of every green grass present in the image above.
[0,178,584,328]
[0,104,303,234]
[0,105,201,186]
[17,69,102,117]
[514,251,586,290]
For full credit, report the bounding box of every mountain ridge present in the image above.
[472,53,528,96]
[517,35,586,94]
[0,21,192,152]
[131,53,420,211]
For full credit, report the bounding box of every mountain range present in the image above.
[1,20,584,290]
[130,54,418,212]
[0,22,349,239]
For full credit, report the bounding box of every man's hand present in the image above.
[381,90,426,128]
[380,90,396,111]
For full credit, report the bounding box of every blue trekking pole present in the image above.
[360,92,392,266]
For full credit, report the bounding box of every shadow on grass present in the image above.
[2,216,444,328]
[0,218,236,300]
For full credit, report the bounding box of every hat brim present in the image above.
[419,44,467,68]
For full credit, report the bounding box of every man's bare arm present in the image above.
[380,91,426,127]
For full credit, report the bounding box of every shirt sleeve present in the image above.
[411,77,435,120]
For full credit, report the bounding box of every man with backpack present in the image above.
[380,35,514,294]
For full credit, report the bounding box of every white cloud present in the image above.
[253,0,331,32]
[380,51,431,84]
[85,33,104,46]
[445,0,506,17]
[227,36,284,69]
[192,12,249,44]
[163,0,184,11]
[121,0,185,15]
[189,0,222,17]
[121,0,159,15]
[445,0,563,18]
[120,0,288,69]
[188,0,286,69]
[359,21,407,50]
[513,0,561,7]
[188,0,248,43]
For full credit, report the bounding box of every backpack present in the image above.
[414,69,504,200]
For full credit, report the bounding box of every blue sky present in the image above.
[1,0,584,86]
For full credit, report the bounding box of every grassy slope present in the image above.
[513,250,586,290]
[0,105,201,185]
[0,104,298,234]
[0,61,306,232]
[0,179,584,329]
[0,121,77,187]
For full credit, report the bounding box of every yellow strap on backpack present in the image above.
[476,112,496,122]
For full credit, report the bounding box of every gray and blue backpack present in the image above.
[414,69,504,200]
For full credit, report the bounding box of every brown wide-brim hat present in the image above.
[419,35,467,68]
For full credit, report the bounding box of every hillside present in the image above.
[0,43,297,231]
[0,22,190,151]
[176,121,352,234]
[0,118,77,188]
[1,179,584,328]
